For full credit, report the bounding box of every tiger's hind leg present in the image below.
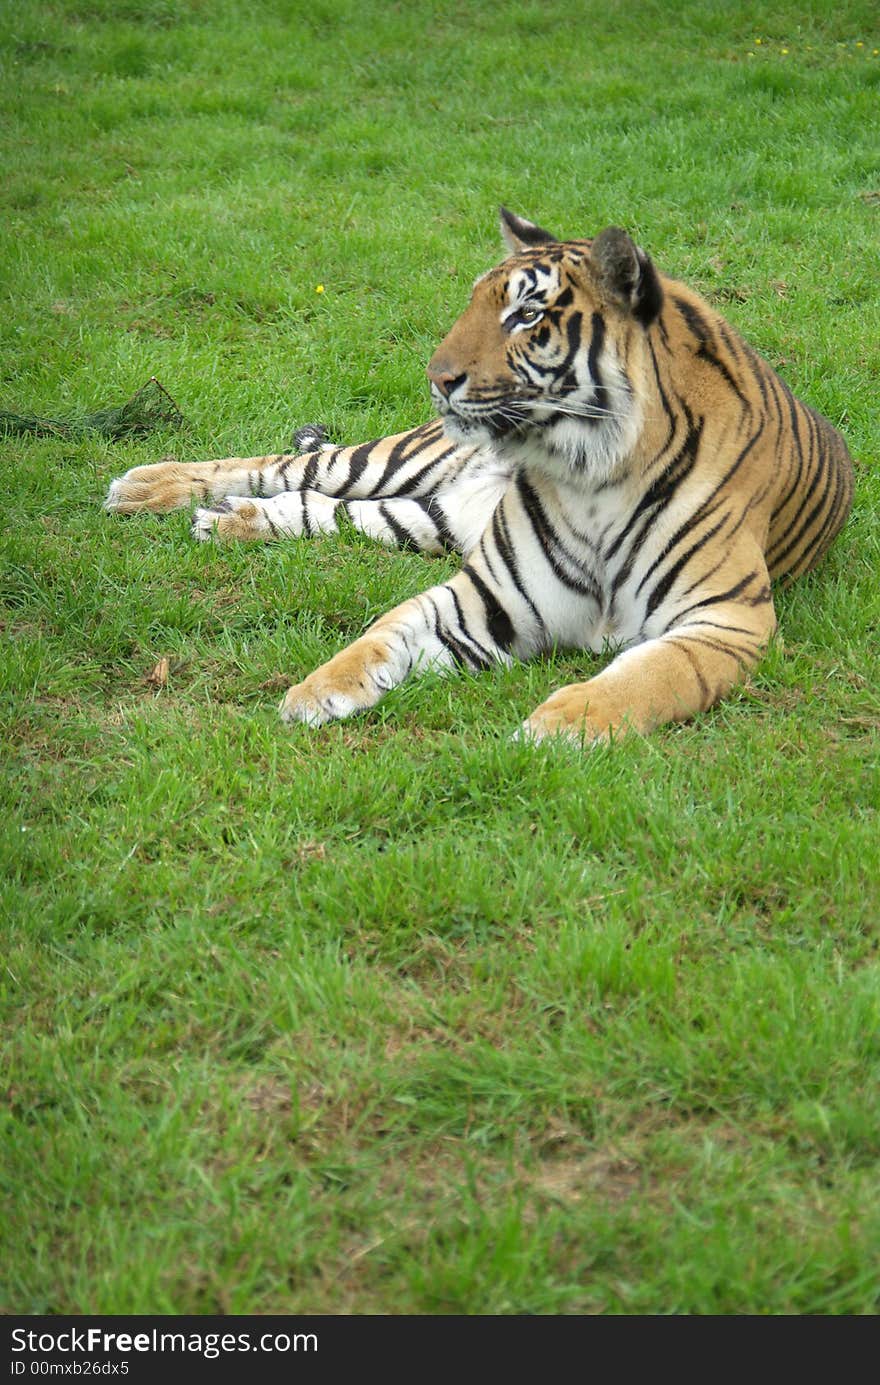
[104,420,460,516]
[103,428,334,514]
[191,491,469,554]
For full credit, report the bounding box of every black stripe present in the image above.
[338,442,376,496]
[278,453,301,489]
[768,447,839,576]
[675,617,764,637]
[716,319,742,362]
[423,591,491,670]
[633,490,725,599]
[378,502,420,552]
[674,295,712,347]
[665,637,711,704]
[633,255,664,328]
[301,454,319,492]
[642,513,729,621]
[673,572,771,624]
[373,423,438,493]
[515,472,601,600]
[584,311,607,415]
[394,445,459,497]
[643,338,678,463]
[763,360,787,424]
[680,632,760,662]
[433,620,488,670]
[491,504,545,629]
[460,566,515,652]
[768,385,807,526]
[555,309,587,392]
[635,421,766,600]
[413,496,459,553]
[676,544,732,602]
[766,409,828,565]
[477,532,504,588]
[699,342,750,407]
[443,588,497,666]
[743,342,771,410]
[675,295,751,407]
[606,408,703,564]
[800,463,850,572]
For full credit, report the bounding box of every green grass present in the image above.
[2,0,879,1315]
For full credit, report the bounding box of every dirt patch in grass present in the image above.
[528,1150,642,1206]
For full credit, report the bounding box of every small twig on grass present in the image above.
[0,376,188,441]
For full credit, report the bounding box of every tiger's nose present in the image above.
[427,364,467,398]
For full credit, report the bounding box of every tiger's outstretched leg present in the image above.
[104,421,461,515]
[523,561,778,743]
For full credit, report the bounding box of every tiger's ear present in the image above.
[499,206,558,253]
[591,227,663,327]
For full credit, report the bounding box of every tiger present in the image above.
[105,206,855,743]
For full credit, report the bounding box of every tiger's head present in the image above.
[427,208,663,481]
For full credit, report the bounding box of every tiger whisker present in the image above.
[507,394,659,424]
[454,397,615,419]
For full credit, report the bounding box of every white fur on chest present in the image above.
[436,446,515,555]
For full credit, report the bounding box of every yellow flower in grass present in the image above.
[315,284,325,294]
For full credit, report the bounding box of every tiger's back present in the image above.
[642,272,854,586]
[764,391,854,584]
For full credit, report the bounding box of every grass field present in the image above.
[2,0,879,1315]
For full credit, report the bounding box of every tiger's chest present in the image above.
[503,466,724,654]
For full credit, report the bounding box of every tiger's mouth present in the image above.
[440,411,528,447]
[432,389,534,444]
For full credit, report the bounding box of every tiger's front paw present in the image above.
[521,683,619,745]
[279,637,397,727]
[104,460,193,514]
[279,679,361,727]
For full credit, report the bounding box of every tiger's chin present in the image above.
[438,412,496,446]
